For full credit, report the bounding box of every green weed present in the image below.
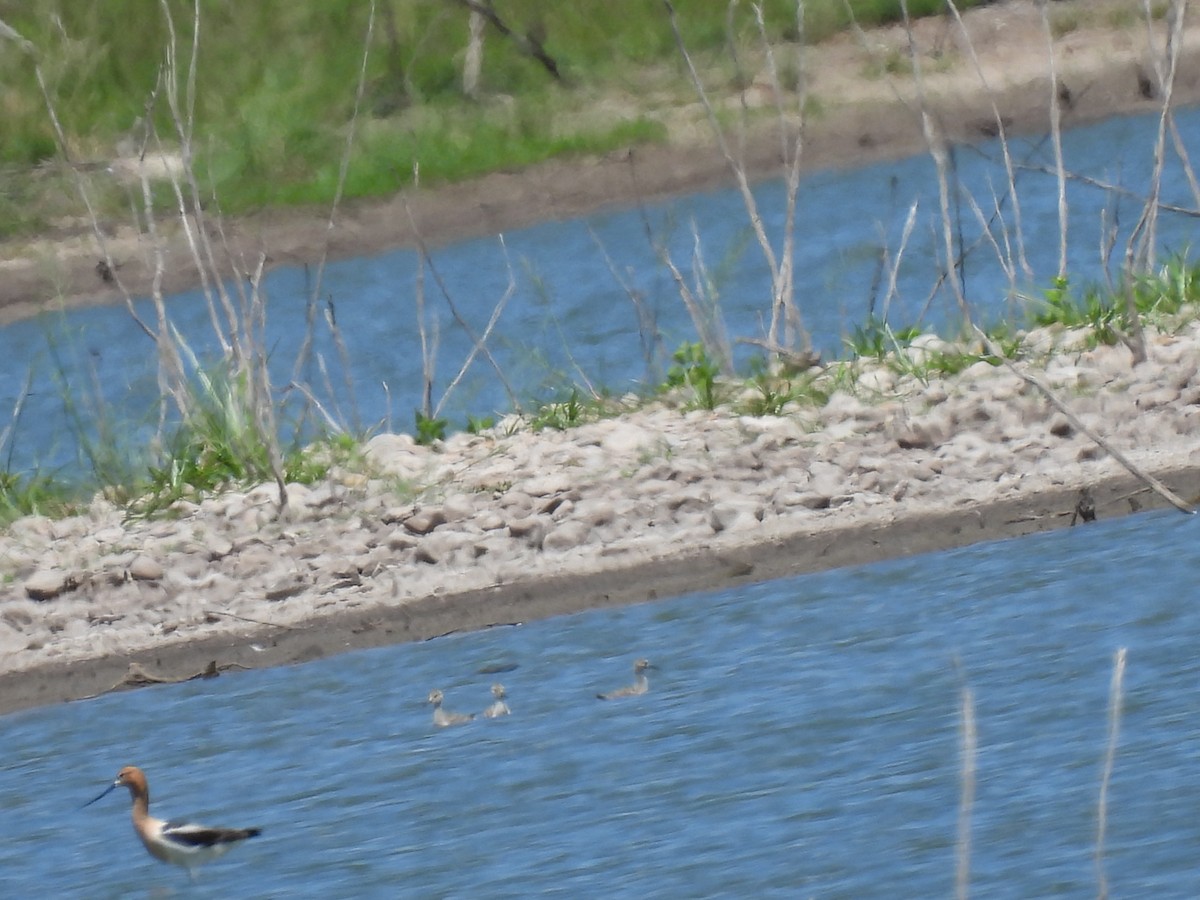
[665,341,722,410]
[530,388,588,431]
[466,414,496,435]
[0,470,79,525]
[844,317,921,360]
[414,410,448,446]
[0,1,987,236]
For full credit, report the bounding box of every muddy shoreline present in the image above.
[3,468,1194,719]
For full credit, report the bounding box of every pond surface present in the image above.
[3,508,1198,896]
[2,106,1198,475]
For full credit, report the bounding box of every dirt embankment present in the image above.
[0,0,1196,325]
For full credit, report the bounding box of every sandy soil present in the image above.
[3,0,1200,717]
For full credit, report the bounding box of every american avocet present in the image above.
[428,688,475,727]
[84,766,261,878]
[596,658,657,700]
[483,683,511,718]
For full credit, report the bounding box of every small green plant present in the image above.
[979,322,1023,363]
[821,359,861,395]
[0,469,79,524]
[863,47,908,79]
[128,367,334,516]
[742,372,795,416]
[1130,253,1200,320]
[665,341,722,410]
[466,414,496,435]
[844,317,921,360]
[1034,276,1076,325]
[1032,276,1122,346]
[530,389,587,431]
[414,410,448,446]
[738,357,803,416]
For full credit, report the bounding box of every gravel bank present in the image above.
[2,323,1197,715]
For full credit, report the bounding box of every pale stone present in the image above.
[543,520,591,552]
[404,509,446,535]
[518,473,573,497]
[128,556,164,582]
[25,570,74,601]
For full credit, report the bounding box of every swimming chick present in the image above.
[596,658,656,700]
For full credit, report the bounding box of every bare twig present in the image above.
[1037,0,1069,280]
[1011,163,1200,218]
[1095,647,1127,900]
[449,0,562,81]
[292,0,377,400]
[957,678,976,900]
[203,609,300,630]
[434,236,518,419]
[588,223,666,384]
[943,0,1031,281]
[974,327,1193,514]
[75,660,222,700]
[403,197,521,411]
[662,0,810,354]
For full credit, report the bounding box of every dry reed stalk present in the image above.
[408,165,438,421]
[1128,0,1188,272]
[1162,5,1200,213]
[156,0,290,510]
[634,202,734,374]
[956,680,976,900]
[942,0,1032,282]
[432,237,518,420]
[1036,0,1069,281]
[880,200,919,324]
[688,221,735,372]
[974,326,1193,514]
[752,1,807,350]
[402,195,520,415]
[661,0,811,356]
[1121,0,1189,365]
[291,0,377,431]
[962,188,1017,292]
[159,1,248,371]
[895,0,970,325]
[1095,647,1127,900]
[588,224,666,383]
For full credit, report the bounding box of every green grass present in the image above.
[1029,256,1200,348]
[0,469,82,525]
[0,0,988,234]
[664,341,723,411]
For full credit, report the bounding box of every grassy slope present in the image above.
[0,0,970,235]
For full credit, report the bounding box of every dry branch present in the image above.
[1095,647,1127,900]
[450,0,562,82]
[956,679,976,900]
[662,0,810,354]
[974,327,1193,515]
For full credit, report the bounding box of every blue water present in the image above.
[3,508,1198,896]
[3,106,1199,476]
